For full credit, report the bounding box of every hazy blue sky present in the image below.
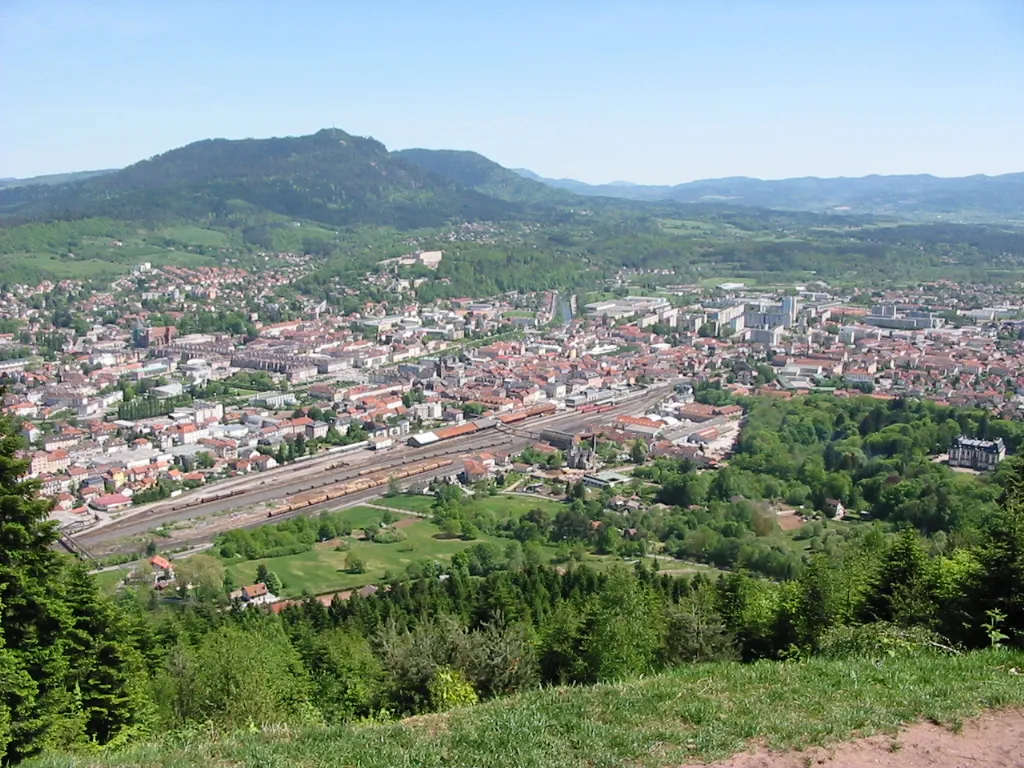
[2,1,1022,182]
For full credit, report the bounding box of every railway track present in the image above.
[78,385,674,549]
[80,434,515,542]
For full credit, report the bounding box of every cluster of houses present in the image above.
[3,263,1023,529]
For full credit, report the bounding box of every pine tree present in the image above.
[61,565,151,745]
[264,571,284,596]
[0,410,75,761]
[860,529,932,626]
[0,597,33,760]
[0,409,146,761]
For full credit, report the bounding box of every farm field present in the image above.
[157,225,232,247]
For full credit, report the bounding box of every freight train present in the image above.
[267,458,454,517]
[575,403,615,414]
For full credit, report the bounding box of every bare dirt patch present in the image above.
[681,708,1024,768]
[774,513,804,532]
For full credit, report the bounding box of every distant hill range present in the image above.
[513,169,1024,221]
[0,130,551,229]
[0,169,116,190]
[2,128,1021,228]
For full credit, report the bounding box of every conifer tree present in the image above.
[0,408,146,760]
[0,410,75,761]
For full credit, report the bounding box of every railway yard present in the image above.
[71,385,675,557]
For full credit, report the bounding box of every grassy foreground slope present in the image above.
[29,649,1024,768]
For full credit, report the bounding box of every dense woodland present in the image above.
[4,393,1024,763]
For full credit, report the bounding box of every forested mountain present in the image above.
[0,130,519,229]
[2,128,1024,290]
[4,128,1022,232]
[393,148,575,205]
[516,169,1024,221]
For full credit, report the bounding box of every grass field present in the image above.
[225,515,563,598]
[502,309,537,318]
[92,567,132,592]
[375,493,436,514]
[469,494,567,518]
[0,253,131,280]
[158,225,231,247]
[327,505,393,529]
[29,648,1024,768]
[380,492,567,520]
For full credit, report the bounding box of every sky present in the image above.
[1,0,1023,183]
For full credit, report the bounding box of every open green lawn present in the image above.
[471,493,566,518]
[328,505,395,529]
[226,518,564,598]
[28,648,1024,768]
[375,493,436,514]
[158,225,231,247]
[93,567,133,592]
[0,252,131,280]
[502,309,537,318]
[381,492,566,520]
[0,244,219,282]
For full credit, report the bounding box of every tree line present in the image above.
[5,399,1024,763]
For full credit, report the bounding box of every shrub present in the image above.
[428,667,477,711]
[345,554,367,574]
[376,618,462,714]
[817,622,952,659]
[372,527,407,544]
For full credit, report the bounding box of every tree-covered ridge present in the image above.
[394,148,575,205]
[0,129,519,229]
[2,128,1024,289]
